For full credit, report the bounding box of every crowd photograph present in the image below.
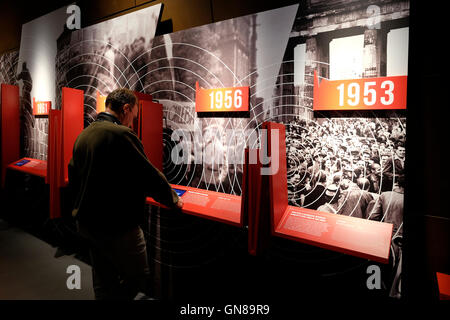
[286,117,405,235]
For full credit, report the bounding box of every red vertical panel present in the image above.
[46,110,54,184]
[240,149,249,228]
[246,149,263,255]
[137,102,143,138]
[1,84,20,187]
[48,110,62,219]
[134,92,153,102]
[47,109,61,184]
[437,272,450,300]
[140,100,163,171]
[131,103,140,135]
[62,87,84,186]
[263,122,288,232]
[134,92,152,135]
[247,148,272,256]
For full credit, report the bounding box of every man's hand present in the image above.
[176,198,184,209]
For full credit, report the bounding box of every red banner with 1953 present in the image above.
[313,71,407,111]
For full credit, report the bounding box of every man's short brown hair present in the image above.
[105,88,137,113]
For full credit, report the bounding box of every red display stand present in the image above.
[62,87,84,186]
[1,84,50,184]
[1,84,20,188]
[147,184,244,227]
[47,87,83,218]
[259,121,393,264]
[142,100,248,226]
[4,87,83,219]
[146,153,258,228]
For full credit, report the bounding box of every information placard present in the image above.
[313,71,407,111]
[147,184,242,226]
[276,206,393,263]
[32,98,51,115]
[195,82,249,112]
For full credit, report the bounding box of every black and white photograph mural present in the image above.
[0,50,19,86]
[276,0,408,298]
[56,3,162,127]
[147,6,298,195]
[17,6,68,160]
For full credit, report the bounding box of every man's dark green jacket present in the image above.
[68,112,178,234]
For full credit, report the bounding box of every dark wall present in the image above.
[405,0,450,301]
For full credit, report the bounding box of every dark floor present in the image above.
[0,219,94,300]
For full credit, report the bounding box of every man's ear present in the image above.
[122,103,131,113]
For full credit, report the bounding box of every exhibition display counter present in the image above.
[147,184,243,226]
[261,121,393,263]
[1,85,83,218]
[7,157,47,178]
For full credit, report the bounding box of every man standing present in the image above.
[68,88,183,300]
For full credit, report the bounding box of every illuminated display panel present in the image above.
[263,121,393,264]
[146,184,243,227]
